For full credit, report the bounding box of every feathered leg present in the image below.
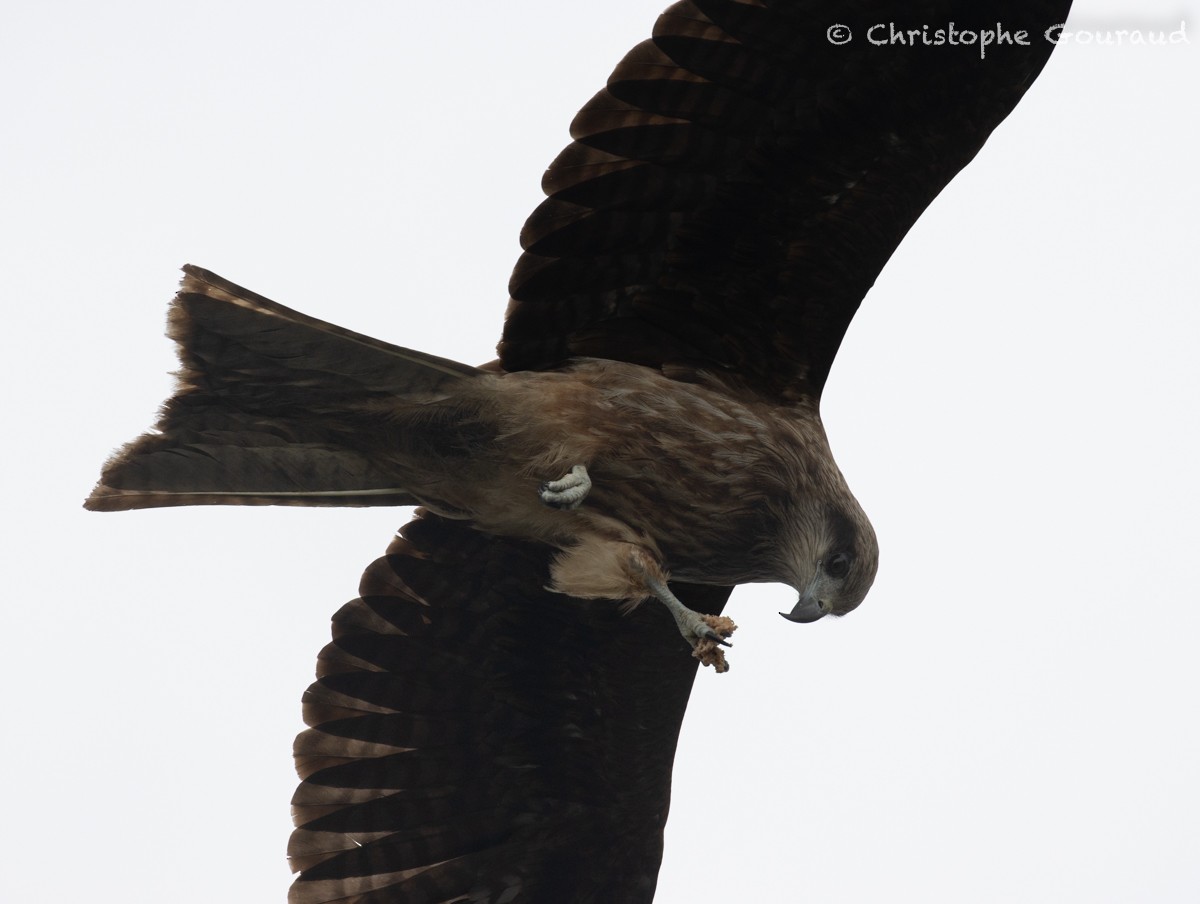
[549,536,737,671]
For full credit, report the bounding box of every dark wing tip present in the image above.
[288,512,731,903]
[499,0,1073,398]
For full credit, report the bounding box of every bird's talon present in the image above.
[690,615,737,673]
[538,464,592,510]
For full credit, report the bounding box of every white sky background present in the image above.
[2,1,1197,901]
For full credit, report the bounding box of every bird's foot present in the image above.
[644,575,737,673]
[683,612,738,673]
[538,464,591,510]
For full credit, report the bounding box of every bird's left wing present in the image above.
[499,0,1072,400]
[289,511,731,904]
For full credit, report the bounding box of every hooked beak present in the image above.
[780,592,827,624]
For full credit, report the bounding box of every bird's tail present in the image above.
[85,265,482,512]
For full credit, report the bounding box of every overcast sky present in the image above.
[3,1,1197,902]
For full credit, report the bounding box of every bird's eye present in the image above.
[824,553,851,579]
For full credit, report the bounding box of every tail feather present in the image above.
[173,266,474,396]
[85,266,481,512]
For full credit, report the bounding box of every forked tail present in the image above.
[85,265,480,511]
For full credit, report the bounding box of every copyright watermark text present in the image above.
[1045,21,1189,45]
[827,21,1189,57]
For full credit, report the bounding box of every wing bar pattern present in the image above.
[290,513,731,903]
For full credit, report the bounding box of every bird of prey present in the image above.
[86,0,1071,900]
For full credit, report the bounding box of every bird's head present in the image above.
[780,504,878,624]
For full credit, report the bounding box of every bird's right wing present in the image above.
[289,511,731,904]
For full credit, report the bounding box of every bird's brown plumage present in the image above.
[289,514,731,903]
[501,0,1071,401]
[86,0,1072,901]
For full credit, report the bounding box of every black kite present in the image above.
[87,1,1072,899]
